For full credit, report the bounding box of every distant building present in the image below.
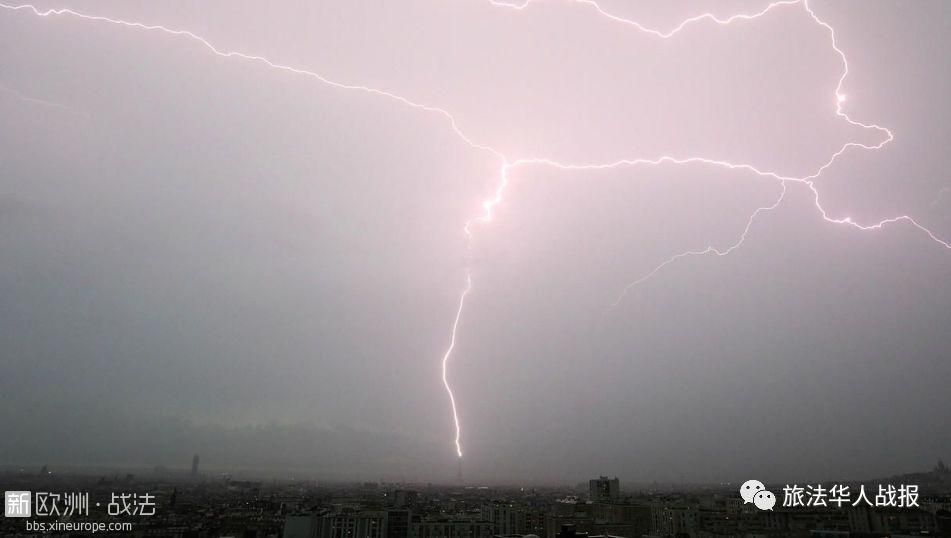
[555,525,580,538]
[386,509,411,538]
[483,501,546,536]
[394,489,418,509]
[191,453,200,476]
[285,514,321,538]
[554,524,625,538]
[285,508,414,538]
[650,504,698,536]
[545,499,647,538]
[414,513,493,538]
[324,509,388,538]
[849,505,936,535]
[588,477,619,503]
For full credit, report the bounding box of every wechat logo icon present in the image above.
[740,480,776,511]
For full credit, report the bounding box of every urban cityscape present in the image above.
[3,462,951,537]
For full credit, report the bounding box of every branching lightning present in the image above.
[2,0,949,464]
[489,0,802,39]
[0,80,87,117]
[0,2,503,161]
[611,181,789,307]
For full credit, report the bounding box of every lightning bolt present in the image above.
[442,271,472,458]
[489,0,802,39]
[612,180,789,307]
[0,2,503,162]
[0,80,87,117]
[2,0,949,464]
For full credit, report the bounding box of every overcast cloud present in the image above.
[1,0,949,484]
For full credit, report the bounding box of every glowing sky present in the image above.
[1,0,949,483]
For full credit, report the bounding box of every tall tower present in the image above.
[588,476,620,502]
[457,458,463,484]
[191,454,200,477]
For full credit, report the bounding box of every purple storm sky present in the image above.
[1,0,950,484]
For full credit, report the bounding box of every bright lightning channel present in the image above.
[1,0,949,465]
